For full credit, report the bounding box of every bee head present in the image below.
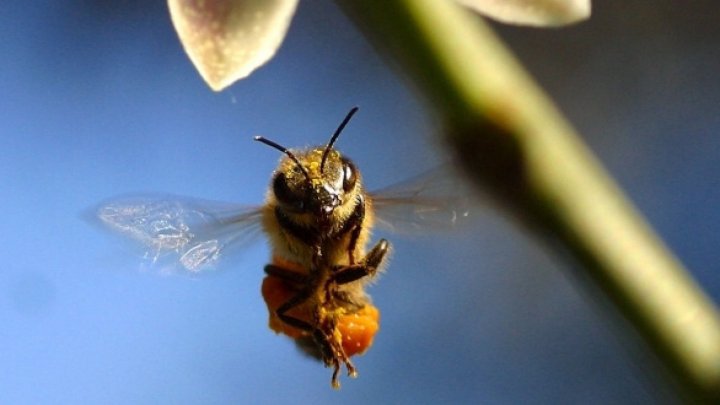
[255,107,360,221]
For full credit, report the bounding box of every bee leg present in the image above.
[263,264,309,284]
[264,264,317,331]
[308,311,357,390]
[265,264,353,386]
[331,363,341,389]
[310,328,333,361]
[344,196,365,264]
[274,284,317,333]
[331,194,366,264]
[317,318,356,389]
[332,239,389,285]
[277,291,347,387]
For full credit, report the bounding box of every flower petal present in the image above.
[168,0,299,91]
[456,0,591,27]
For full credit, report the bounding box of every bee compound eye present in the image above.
[341,158,357,193]
[273,173,306,211]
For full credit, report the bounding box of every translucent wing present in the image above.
[369,166,473,235]
[93,194,264,274]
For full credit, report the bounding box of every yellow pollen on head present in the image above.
[307,159,323,186]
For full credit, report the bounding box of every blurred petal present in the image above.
[456,0,591,26]
[168,0,299,91]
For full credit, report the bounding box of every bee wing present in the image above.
[369,166,473,235]
[92,194,264,274]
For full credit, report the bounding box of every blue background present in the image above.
[2,1,720,403]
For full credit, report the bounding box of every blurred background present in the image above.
[2,1,719,403]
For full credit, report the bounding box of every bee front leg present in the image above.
[332,239,389,285]
[337,194,365,265]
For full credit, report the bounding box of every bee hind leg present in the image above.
[264,264,309,284]
[274,286,316,332]
[264,264,359,388]
[332,239,389,285]
[263,264,318,332]
[317,320,356,389]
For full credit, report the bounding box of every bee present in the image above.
[94,107,468,388]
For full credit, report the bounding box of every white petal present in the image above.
[456,0,591,27]
[168,0,299,91]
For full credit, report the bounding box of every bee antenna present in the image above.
[321,106,359,173]
[254,136,312,182]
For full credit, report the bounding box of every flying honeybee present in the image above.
[94,107,469,388]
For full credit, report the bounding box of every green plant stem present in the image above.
[338,0,720,401]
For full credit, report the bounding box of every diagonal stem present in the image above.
[337,1,720,402]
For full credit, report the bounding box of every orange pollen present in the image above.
[260,274,380,357]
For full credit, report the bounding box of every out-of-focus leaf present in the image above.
[168,0,299,91]
[456,0,590,26]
